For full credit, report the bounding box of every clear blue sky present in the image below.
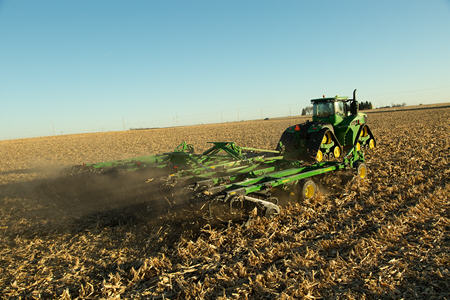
[1,0,449,140]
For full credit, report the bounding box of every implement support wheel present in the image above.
[299,179,317,201]
[356,162,368,180]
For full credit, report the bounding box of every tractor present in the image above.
[277,89,376,162]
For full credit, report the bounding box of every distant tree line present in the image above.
[378,103,407,109]
[391,102,407,107]
[301,106,313,115]
[358,101,373,110]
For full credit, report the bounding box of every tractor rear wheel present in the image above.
[299,179,317,201]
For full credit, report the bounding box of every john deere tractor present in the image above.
[277,89,376,162]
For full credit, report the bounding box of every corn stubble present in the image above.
[0,108,449,299]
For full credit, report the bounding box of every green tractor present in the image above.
[278,89,376,162]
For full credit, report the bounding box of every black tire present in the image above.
[299,179,317,201]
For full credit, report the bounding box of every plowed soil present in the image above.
[0,107,449,299]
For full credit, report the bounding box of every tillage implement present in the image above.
[77,90,376,218]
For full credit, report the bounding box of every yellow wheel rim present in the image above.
[322,132,333,145]
[333,146,341,158]
[369,139,375,149]
[305,184,315,199]
[360,127,368,137]
[359,165,367,179]
[356,142,361,151]
[322,132,331,144]
[316,150,323,162]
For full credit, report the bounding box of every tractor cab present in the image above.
[311,97,348,125]
[311,90,359,126]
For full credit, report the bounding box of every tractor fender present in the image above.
[321,124,335,133]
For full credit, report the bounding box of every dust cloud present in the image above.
[0,166,200,238]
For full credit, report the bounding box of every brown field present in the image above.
[0,106,449,299]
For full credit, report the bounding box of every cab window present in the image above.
[313,102,334,117]
[335,101,345,116]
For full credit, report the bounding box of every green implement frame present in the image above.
[73,90,376,218]
[77,140,367,218]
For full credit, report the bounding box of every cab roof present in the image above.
[311,96,349,103]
